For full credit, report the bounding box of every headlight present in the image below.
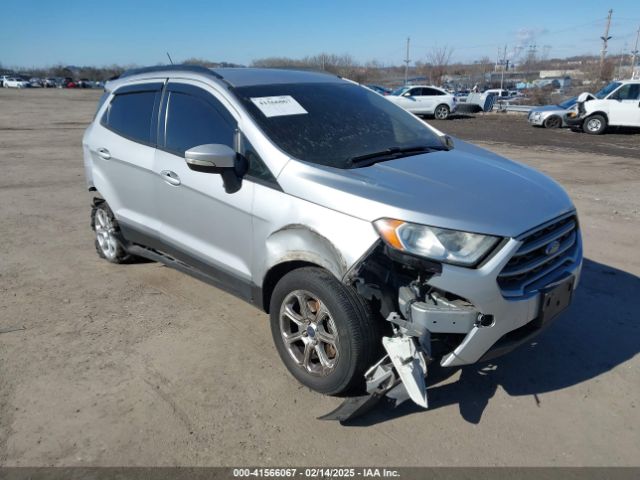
[374,218,500,266]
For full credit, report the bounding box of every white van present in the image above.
[565,80,640,134]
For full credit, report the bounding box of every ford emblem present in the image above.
[545,240,560,256]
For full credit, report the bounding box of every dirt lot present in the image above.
[1,89,639,467]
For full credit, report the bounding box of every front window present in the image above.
[234,82,443,169]
[595,82,622,99]
[391,86,410,96]
[610,83,640,100]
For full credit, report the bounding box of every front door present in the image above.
[153,81,254,299]
[608,83,640,127]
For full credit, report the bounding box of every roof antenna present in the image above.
[166,52,174,65]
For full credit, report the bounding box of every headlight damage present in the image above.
[374,218,500,266]
[323,234,489,422]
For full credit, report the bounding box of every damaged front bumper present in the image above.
[323,219,583,422]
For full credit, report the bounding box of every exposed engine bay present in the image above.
[320,242,485,422]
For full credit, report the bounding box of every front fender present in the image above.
[264,224,347,280]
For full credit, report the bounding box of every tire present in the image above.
[543,116,562,129]
[583,114,607,135]
[269,267,379,395]
[434,104,450,120]
[90,200,131,264]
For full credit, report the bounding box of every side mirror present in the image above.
[440,135,455,151]
[402,91,412,97]
[185,144,236,173]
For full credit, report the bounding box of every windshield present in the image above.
[235,82,443,169]
[558,97,577,109]
[595,82,622,99]
[391,86,410,96]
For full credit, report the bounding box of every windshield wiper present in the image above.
[348,145,443,168]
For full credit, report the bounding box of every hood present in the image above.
[530,105,566,113]
[278,140,574,238]
[577,92,596,103]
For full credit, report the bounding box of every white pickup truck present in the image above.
[565,79,640,134]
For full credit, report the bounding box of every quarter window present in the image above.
[164,91,235,155]
[103,91,157,144]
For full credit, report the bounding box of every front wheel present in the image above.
[543,116,562,129]
[583,114,607,135]
[269,267,379,395]
[434,104,450,120]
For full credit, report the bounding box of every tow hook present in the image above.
[319,314,430,422]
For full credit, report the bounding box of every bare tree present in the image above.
[427,46,453,86]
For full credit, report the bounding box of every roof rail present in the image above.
[118,64,224,80]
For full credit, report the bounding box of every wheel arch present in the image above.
[544,114,562,127]
[586,110,609,122]
[260,224,350,313]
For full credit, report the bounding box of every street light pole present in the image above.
[404,37,411,85]
[500,44,508,90]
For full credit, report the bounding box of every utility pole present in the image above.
[404,37,411,85]
[499,44,508,90]
[631,26,640,78]
[600,9,613,77]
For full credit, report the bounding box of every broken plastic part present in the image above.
[319,329,429,422]
[382,335,428,408]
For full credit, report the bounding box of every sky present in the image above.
[1,0,639,68]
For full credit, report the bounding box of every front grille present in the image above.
[498,213,579,297]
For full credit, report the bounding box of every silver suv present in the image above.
[83,66,582,418]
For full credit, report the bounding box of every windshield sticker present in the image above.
[250,96,308,117]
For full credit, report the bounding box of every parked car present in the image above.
[0,74,12,87]
[3,77,30,88]
[29,77,43,88]
[565,79,640,134]
[528,97,577,128]
[386,85,457,119]
[483,88,510,98]
[83,66,582,417]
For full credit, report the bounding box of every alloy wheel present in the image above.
[94,208,118,261]
[279,289,339,376]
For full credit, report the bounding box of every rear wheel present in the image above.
[91,201,131,263]
[583,114,607,135]
[543,116,562,129]
[269,267,379,395]
[434,104,450,120]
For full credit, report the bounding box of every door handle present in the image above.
[96,147,111,160]
[160,170,181,186]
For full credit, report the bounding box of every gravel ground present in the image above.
[1,89,639,467]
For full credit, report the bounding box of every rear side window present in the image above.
[164,91,235,156]
[102,90,158,144]
[423,88,444,96]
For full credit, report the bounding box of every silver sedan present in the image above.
[528,97,577,128]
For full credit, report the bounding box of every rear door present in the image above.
[153,81,255,298]
[607,83,640,127]
[90,82,162,236]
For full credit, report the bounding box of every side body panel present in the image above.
[251,182,380,289]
